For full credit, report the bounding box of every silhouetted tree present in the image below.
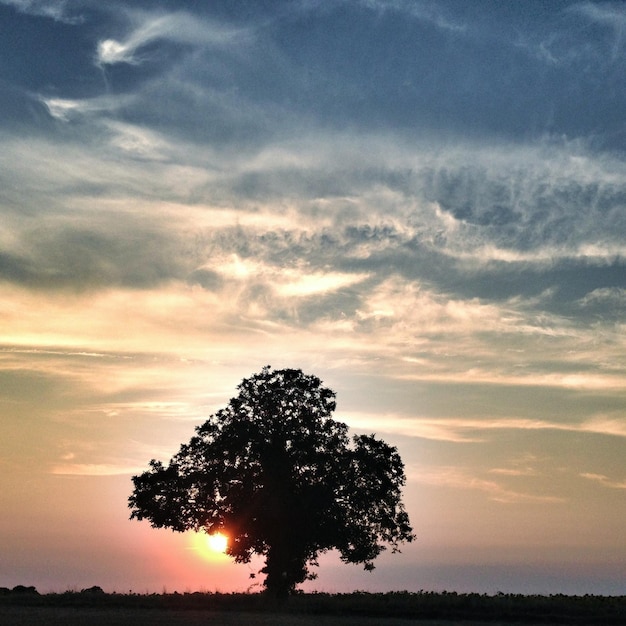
[129,366,414,597]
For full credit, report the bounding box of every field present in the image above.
[0,606,502,626]
[1,589,625,625]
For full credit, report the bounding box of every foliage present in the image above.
[129,366,414,596]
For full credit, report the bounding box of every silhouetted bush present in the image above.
[11,586,38,595]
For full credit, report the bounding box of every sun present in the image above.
[190,531,230,560]
[206,532,228,554]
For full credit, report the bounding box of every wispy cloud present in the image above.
[580,415,626,439]
[354,0,467,33]
[580,472,626,490]
[410,465,565,504]
[5,114,626,269]
[343,412,484,443]
[343,412,626,442]
[571,2,626,60]
[578,287,626,308]
[96,11,246,66]
[51,463,144,476]
[41,94,134,122]
[574,1,626,25]
[488,467,538,477]
[0,0,81,23]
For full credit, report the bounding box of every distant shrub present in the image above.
[11,586,38,595]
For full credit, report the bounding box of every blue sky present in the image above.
[1,0,625,594]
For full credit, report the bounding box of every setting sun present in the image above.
[206,532,228,553]
[190,531,230,560]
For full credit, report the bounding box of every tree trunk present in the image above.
[263,541,307,598]
[263,543,293,598]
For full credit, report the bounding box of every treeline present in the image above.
[1,588,625,624]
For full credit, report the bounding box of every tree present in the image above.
[129,366,414,597]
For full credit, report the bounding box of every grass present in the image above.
[1,589,625,625]
[0,606,494,626]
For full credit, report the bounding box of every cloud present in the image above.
[1,118,625,403]
[15,86,626,277]
[354,0,467,33]
[578,287,626,307]
[343,412,484,443]
[0,2,624,425]
[232,135,626,266]
[0,216,189,291]
[573,1,626,27]
[342,411,626,442]
[410,465,565,504]
[104,120,172,161]
[571,2,626,60]
[580,472,626,489]
[488,467,537,477]
[41,94,133,122]
[51,463,144,476]
[278,270,368,298]
[580,415,626,439]
[96,11,245,66]
[0,0,81,23]
[209,255,369,298]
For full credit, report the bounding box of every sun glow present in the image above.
[190,531,229,560]
[206,532,228,553]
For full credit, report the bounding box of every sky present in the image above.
[1,0,625,596]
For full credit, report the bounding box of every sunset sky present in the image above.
[1,0,625,595]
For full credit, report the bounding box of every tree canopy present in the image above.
[129,366,414,596]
